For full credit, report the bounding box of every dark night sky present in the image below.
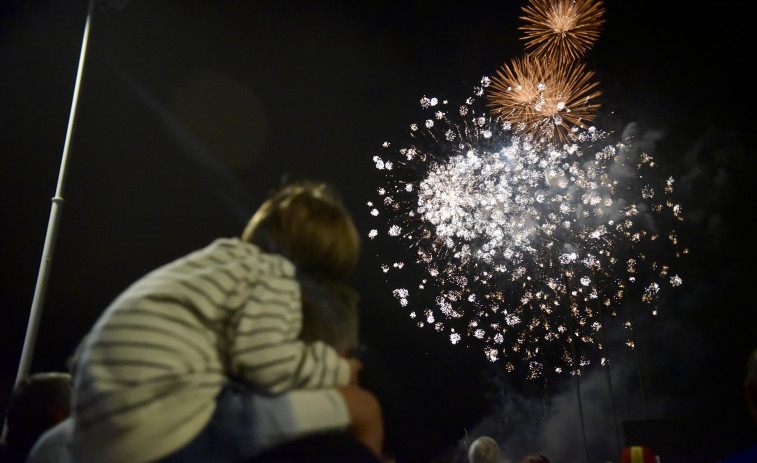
[1,1,755,462]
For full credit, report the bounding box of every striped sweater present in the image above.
[70,238,351,463]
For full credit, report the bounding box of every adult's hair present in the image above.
[242,181,360,281]
[299,280,360,355]
[468,436,500,463]
[4,372,72,461]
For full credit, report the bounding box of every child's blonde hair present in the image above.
[242,181,360,280]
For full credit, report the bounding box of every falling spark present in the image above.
[369,82,685,377]
[519,0,606,63]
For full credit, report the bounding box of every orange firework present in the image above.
[519,0,606,63]
[487,54,601,143]
[487,55,552,130]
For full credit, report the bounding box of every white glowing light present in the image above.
[369,83,687,376]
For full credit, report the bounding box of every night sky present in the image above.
[1,1,755,462]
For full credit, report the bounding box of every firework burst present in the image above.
[519,0,606,63]
[487,54,601,143]
[369,82,685,378]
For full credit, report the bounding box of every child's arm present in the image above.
[228,292,353,395]
[230,335,352,395]
[225,261,357,394]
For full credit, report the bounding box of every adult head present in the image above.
[467,436,500,463]
[242,181,360,281]
[4,372,72,461]
[620,445,657,463]
[299,280,360,355]
[520,454,550,463]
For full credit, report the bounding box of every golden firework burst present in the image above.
[487,54,601,143]
[519,0,606,63]
[487,55,552,130]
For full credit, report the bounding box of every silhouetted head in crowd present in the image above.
[4,372,72,462]
[520,454,550,463]
[467,436,500,463]
[620,445,657,463]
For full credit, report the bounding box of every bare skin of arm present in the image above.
[338,383,384,457]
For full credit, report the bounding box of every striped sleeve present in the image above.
[228,252,351,394]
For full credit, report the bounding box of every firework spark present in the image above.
[369,81,685,378]
[519,0,606,63]
[487,54,601,143]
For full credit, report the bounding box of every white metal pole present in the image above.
[1,0,96,444]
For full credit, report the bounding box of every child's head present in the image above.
[242,181,360,281]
